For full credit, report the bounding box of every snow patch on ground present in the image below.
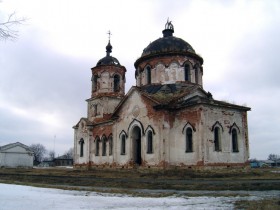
[0,183,277,210]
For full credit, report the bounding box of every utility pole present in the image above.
[54,135,56,158]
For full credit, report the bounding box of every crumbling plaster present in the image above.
[136,56,203,86]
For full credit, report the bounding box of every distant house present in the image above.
[250,160,260,168]
[54,155,73,167]
[38,160,55,167]
[250,159,280,168]
[0,142,34,168]
[259,160,275,168]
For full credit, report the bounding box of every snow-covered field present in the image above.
[0,183,278,210]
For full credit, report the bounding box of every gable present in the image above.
[0,142,33,154]
[73,117,91,129]
[4,145,27,153]
[114,88,157,119]
[177,87,209,103]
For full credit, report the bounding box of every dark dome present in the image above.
[96,56,120,66]
[96,40,121,66]
[142,36,195,57]
[134,21,203,67]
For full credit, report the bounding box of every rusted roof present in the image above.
[139,83,202,104]
[77,83,250,129]
[139,83,250,111]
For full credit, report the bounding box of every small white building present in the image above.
[0,142,34,168]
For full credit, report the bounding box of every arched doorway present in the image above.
[132,126,142,165]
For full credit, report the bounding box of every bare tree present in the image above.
[268,154,279,161]
[30,143,46,163]
[268,154,279,167]
[64,147,73,159]
[0,12,25,41]
[48,150,55,161]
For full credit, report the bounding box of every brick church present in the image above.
[73,21,250,169]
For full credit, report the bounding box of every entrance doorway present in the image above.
[132,126,142,165]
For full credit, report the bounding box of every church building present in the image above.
[73,21,250,169]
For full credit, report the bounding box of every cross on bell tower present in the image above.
[106,30,112,56]
[107,30,112,41]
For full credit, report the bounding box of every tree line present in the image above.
[29,143,73,163]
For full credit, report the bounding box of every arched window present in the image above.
[184,64,190,81]
[102,136,107,156]
[92,75,98,91]
[95,137,100,156]
[232,129,239,152]
[108,136,113,156]
[146,66,151,85]
[121,134,126,155]
[79,139,84,157]
[147,130,153,154]
[113,74,120,92]
[214,127,221,151]
[185,128,193,152]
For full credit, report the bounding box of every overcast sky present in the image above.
[1,0,279,159]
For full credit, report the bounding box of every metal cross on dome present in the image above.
[165,18,174,30]
[107,30,112,41]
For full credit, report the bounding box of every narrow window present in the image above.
[195,68,199,84]
[79,139,84,157]
[102,137,107,156]
[93,104,98,117]
[147,131,153,154]
[92,75,98,91]
[109,136,113,156]
[184,64,190,81]
[232,129,239,152]
[113,75,120,92]
[146,66,151,85]
[214,127,221,151]
[95,138,100,156]
[186,128,193,152]
[121,135,126,155]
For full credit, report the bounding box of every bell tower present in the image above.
[87,35,126,122]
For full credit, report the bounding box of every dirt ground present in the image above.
[0,167,279,191]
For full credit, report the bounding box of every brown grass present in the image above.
[0,167,279,191]
[235,198,280,210]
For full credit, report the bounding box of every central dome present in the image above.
[135,21,203,68]
[142,21,195,56]
[142,36,195,57]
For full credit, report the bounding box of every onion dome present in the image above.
[96,40,121,66]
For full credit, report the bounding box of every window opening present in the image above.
[232,129,239,152]
[186,128,193,152]
[92,75,98,91]
[102,137,107,156]
[121,135,126,155]
[93,104,98,117]
[114,75,120,92]
[95,138,100,156]
[147,130,153,154]
[195,68,199,84]
[79,139,84,157]
[109,136,113,156]
[146,66,151,84]
[184,64,190,81]
[214,127,221,151]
